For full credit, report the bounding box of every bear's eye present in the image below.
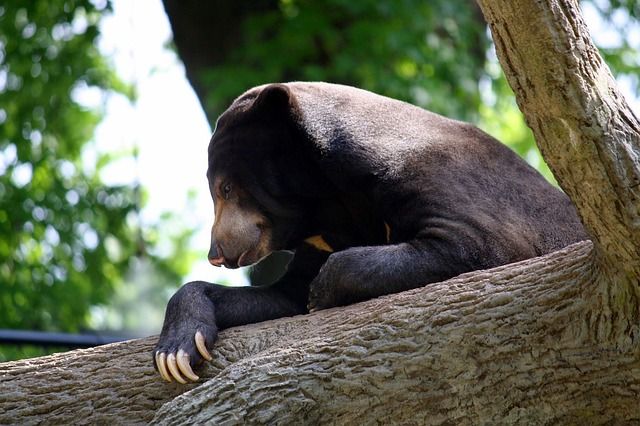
[222,183,232,199]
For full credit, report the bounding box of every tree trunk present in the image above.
[161,0,277,120]
[1,0,639,424]
[476,0,640,345]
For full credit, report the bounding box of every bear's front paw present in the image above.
[308,277,332,313]
[153,319,217,384]
[307,255,344,312]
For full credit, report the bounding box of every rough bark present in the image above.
[1,0,639,424]
[4,242,638,424]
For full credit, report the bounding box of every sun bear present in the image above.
[153,82,588,383]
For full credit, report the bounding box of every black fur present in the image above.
[154,82,588,372]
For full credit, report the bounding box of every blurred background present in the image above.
[0,0,638,361]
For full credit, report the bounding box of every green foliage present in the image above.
[202,0,488,122]
[477,59,556,184]
[590,1,640,95]
[0,1,192,361]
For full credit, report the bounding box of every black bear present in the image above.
[153,82,588,383]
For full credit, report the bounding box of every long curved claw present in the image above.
[195,331,213,361]
[167,353,187,384]
[155,352,172,383]
[177,349,199,382]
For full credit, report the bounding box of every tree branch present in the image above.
[476,0,640,269]
[150,241,640,424]
[7,242,639,425]
[475,0,640,349]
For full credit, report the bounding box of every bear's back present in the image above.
[284,82,587,259]
[225,82,587,261]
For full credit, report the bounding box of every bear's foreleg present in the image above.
[307,242,457,311]
[153,280,306,383]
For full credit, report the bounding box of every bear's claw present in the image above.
[166,352,187,384]
[155,352,172,382]
[195,330,213,361]
[154,331,208,383]
[177,349,199,381]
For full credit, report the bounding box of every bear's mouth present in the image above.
[214,250,248,269]
[209,226,273,269]
[237,250,251,268]
[223,245,272,269]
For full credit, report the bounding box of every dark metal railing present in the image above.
[0,329,135,349]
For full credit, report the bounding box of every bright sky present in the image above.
[85,0,639,296]
[88,0,249,286]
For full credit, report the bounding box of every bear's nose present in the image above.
[208,256,225,267]
[208,242,225,267]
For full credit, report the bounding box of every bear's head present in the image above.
[206,84,330,269]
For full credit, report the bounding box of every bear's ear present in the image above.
[252,84,291,113]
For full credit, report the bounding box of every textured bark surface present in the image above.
[1,0,639,424]
[151,242,640,425]
[0,338,175,424]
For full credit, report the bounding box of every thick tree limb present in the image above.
[151,242,640,425]
[476,0,640,349]
[4,242,638,424]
